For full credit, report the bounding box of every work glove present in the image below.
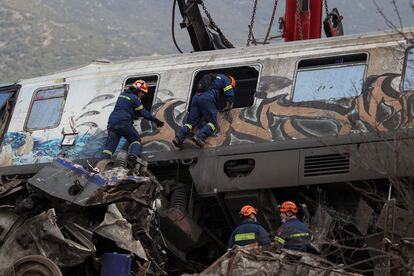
[221,101,233,112]
[154,118,164,128]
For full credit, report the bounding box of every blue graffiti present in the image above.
[3,132,107,165]
[3,132,27,148]
[2,131,130,165]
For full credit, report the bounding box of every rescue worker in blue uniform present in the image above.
[101,80,164,163]
[274,201,310,252]
[227,205,271,249]
[173,73,236,148]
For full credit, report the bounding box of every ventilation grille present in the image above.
[304,153,350,177]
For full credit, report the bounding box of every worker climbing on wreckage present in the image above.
[274,201,310,252]
[173,73,236,148]
[101,80,164,166]
[227,205,271,249]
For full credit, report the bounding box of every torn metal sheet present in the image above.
[0,179,23,198]
[63,223,96,253]
[0,206,21,244]
[0,209,92,274]
[309,205,334,252]
[377,202,414,238]
[116,201,154,233]
[86,176,160,207]
[193,247,362,276]
[28,158,159,208]
[352,198,373,236]
[28,158,105,206]
[94,204,147,261]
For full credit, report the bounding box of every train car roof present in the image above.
[10,28,414,86]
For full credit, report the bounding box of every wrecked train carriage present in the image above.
[0,30,414,266]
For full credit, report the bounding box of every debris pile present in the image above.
[193,245,362,276]
[0,157,165,275]
[2,156,414,275]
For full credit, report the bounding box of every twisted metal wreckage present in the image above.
[1,156,414,275]
[0,157,165,275]
[0,157,369,276]
[1,0,414,275]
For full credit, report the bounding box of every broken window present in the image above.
[402,47,414,91]
[0,93,13,111]
[124,75,159,111]
[189,65,260,110]
[293,53,367,102]
[25,85,67,130]
[0,84,19,143]
[0,92,13,126]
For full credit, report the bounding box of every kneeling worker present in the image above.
[274,201,310,252]
[227,205,271,249]
[173,73,236,148]
[101,80,164,165]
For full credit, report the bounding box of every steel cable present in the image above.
[263,0,279,44]
[171,0,183,53]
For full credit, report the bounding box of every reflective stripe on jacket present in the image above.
[228,219,271,249]
[108,91,154,126]
[274,218,310,252]
[204,74,235,106]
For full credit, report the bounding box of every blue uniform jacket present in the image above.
[108,91,154,126]
[228,219,271,249]
[274,218,310,252]
[204,74,235,106]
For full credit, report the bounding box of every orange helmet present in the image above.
[279,201,298,213]
[131,80,148,93]
[227,75,236,88]
[239,205,258,217]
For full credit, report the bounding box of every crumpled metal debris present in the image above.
[0,206,20,243]
[29,158,106,206]
[309,205,334,253]
[377,201,414,238]
[94,204,148,261]
[352,198,373,236]
[0,179,23,198]
[86,175,159,207]
[0,209,92,274]
[193,246,362,276]
[0,157,165,274]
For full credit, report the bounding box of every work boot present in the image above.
[172,137,183,149]
[114,150,128,168]
[192,135,206,147]
[127,154,139,169]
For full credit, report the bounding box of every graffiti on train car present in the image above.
[0,73,412,166]
[146,73,413,145]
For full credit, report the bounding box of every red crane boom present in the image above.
[284,0,323,42]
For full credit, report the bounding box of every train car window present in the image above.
[293,54,367,102]
[124,75,158,111]
[189,65,259,111]
[402,47,414,91]
[25,85,67,130]
[0,93,13,110]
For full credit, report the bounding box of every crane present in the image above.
[175,0,343,52]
